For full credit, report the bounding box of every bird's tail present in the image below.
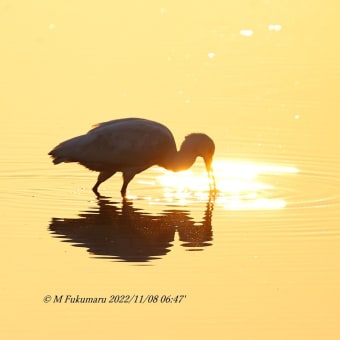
[48,134,89,165]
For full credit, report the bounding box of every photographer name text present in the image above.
[43,294,187,304]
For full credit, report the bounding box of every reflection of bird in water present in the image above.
[48,118,215,197]
[49,198,214,262]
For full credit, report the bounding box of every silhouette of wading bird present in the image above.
[48,118,216,198]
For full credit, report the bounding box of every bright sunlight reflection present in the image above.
[153,160,299,210]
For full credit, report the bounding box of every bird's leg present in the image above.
[92,170,116,197]
[120,171,136,198]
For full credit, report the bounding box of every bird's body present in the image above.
[49,118,215,197]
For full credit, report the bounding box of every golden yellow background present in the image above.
[1,1,340,339]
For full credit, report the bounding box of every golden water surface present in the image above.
[1,1,340,339]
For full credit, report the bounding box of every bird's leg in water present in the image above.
[120,171,136,198]
[92,170,116,196]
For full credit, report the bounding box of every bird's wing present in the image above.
[88,117,144,133]
[76,119,177,167]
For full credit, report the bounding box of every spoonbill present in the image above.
[48,118,215,198]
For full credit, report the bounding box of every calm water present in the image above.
[1,2,340,339]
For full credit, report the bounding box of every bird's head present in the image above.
[181,133,216,189]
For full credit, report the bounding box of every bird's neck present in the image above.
[164,147,197,172]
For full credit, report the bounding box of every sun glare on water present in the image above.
[151,160,299,210]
